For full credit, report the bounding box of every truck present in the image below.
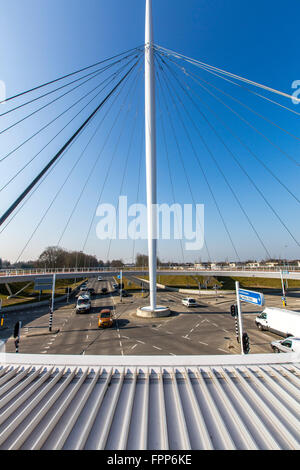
[255,307,300,338]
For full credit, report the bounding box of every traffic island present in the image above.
[136,306,171,318]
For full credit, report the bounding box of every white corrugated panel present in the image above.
[0,354,299,450]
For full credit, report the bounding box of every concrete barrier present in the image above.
[137,278,234,296]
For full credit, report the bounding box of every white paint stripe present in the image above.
[199,342,208,346]
[131,344,138,350]
[218,348,228,353]
[153,346,162,350]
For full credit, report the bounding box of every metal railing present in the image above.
[0,264,299,277]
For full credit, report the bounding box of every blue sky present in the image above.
[0,0,299,263]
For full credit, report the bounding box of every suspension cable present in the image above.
[162,55,299,168]
[158,53,300,250]
[154,44,300,104]
[0,45,144,105]
[0,55,141,193]
[0,51,140,136]
[0,49,140,119]
[105,80,143,261]
[155,53,271,258]
[13,61,141,263]
[57,60,143,248]
[155,59,212,262]
[156,54,240,261]
[162,54,300,202]
[0,60,140,228]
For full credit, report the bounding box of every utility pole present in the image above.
[145,0,157,311]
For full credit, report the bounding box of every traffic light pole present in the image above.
[235,281,244,355]
[120,269,123,303]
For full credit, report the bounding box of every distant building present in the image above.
[246,261,261,268]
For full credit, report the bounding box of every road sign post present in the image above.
[236,285,264,354]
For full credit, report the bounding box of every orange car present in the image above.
[98,309,113,328]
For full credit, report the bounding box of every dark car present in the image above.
[101,287,108,294]
[121,290,129,297]
[87,288,96,296]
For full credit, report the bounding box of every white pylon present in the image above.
[145,0,157,310]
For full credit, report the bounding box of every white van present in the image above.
[271,337,300,354]
[76,294,91,314]
[255,307,300,338]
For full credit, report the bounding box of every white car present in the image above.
[271,337,300,354]
[98,276,103,281]
[182,298,198,307]
[76,295,91,314]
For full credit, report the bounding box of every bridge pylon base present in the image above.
[136,305,171,318]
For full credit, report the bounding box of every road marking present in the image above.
[137,340,145,344]
[199,341,208,346]
[212,323,219,328]
[153,346,162,350]
[166,331,173,335]
[196,323,200,328]
[182,335,191,340]
[190,328,194,333]
[122,335,130,340]
[169,353,176,356]
[218,348,228,353]
[131,344,138,350]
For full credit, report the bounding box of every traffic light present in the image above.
[230,304,237,317]
[14,321,21,338]
[242,332,250,354]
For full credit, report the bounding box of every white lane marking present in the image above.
[223,329,229,333]
[196,324,200,328]
[137,340,145,344]
[169,353,176,356]
[218,348,228,353]
[212,323,219,328]
[41,351,47,354]
[182,335,191,340]
[190,329,194,333]
[122,336,130,340]
[166,331,173,335]
[153,346,162,350]
[199,341,208,346]
[131,344,138,350]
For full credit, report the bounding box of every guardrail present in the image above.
[0,265,299,277]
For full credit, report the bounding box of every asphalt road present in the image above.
[1,276,293,356]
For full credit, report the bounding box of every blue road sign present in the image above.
[117,275,121,279]
[239,289,265,306]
